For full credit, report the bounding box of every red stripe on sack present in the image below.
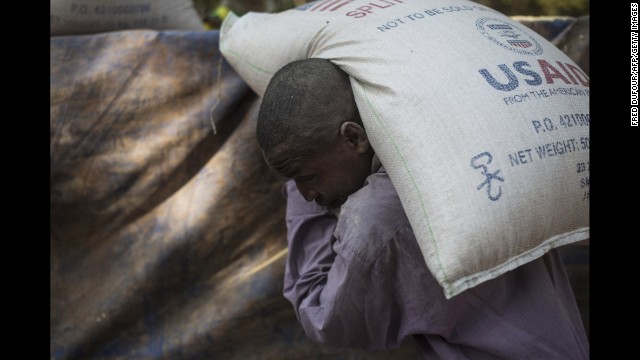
[310,0,332,11]
[319,0,343,11]
[329,0,354,11]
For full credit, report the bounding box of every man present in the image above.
[256,58,589,359]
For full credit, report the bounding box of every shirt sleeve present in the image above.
[282,179,338,320]
[282,179,408,350]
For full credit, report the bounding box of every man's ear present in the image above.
[340,122,369,153]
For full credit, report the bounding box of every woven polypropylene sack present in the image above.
[220,0,590,299]
[50,0,204,36]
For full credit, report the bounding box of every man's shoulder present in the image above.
[334,170,413,263]
[344,170,407,220]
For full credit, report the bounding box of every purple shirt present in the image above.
[283,156,589,359]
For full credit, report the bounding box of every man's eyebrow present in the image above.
[270,156,299,172]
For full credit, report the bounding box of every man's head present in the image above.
[257,58,374,208]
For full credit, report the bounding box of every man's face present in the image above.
[265,137,371,209]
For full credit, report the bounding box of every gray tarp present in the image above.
[51,17,588,359]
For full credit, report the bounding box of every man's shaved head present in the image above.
[256,58,374,208]
[256,58,361,155]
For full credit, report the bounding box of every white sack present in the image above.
[220,0,589,298]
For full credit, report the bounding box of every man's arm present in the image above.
[282,179,407,350]
[282,179,338,316]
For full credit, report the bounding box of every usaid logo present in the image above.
[476,17,543,56]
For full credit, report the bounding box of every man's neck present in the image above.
[371,153,382,174]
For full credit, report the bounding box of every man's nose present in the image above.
[297,184,318,202]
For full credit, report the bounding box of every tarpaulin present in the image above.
[515,15,589,75]
[51,17,588,359]
[50,30,419,359]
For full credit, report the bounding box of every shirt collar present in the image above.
[371,153,383,174]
